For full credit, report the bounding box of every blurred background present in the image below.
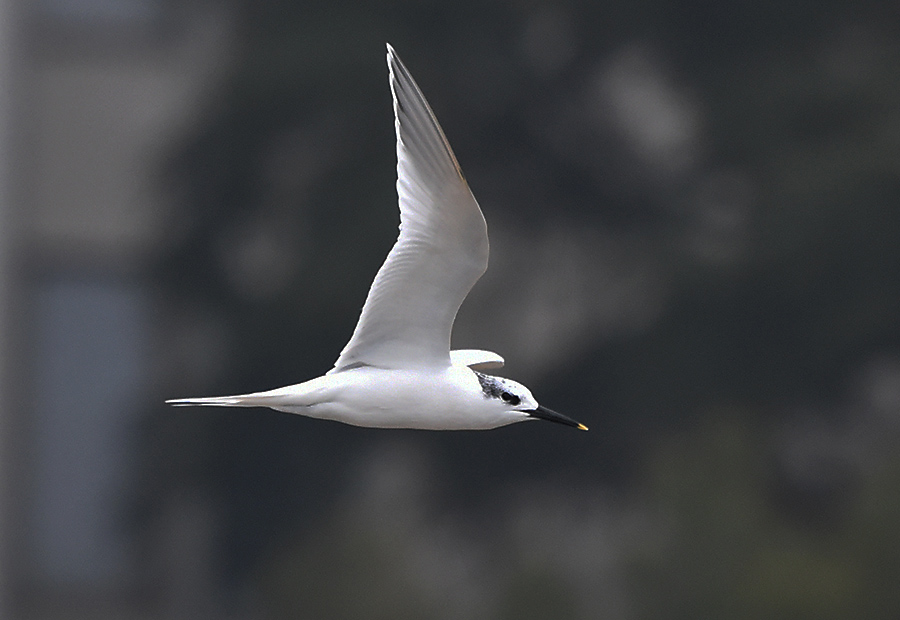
[2,0,900,618]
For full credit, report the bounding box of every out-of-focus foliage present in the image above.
[140,0,900,617]
[632,413,900,620]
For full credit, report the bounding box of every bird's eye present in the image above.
[501,392,520,405]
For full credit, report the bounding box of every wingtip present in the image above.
[385,43,399,84]
[386,43,398,66]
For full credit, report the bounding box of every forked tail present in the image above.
[166,394,274,408]
[167,377,328,410]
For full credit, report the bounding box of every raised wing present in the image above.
[450,349,505,371]
[330,44,489,372]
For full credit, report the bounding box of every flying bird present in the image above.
[167,44,587,432]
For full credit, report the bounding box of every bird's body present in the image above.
[182,364,520,430]
[167,45,587,432]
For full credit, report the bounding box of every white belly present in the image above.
[273,366,518,430]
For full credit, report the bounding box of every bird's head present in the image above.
[473,372,588,431]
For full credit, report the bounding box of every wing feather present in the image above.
[330,45,489,372]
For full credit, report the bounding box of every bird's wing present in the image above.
[330,44,489,372]
[450,349,505,370]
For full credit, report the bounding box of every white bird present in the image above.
[167,44,587,432]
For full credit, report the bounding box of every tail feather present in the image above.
[166,394,274,408]
[167,377,327,411]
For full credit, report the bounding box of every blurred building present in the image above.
[0,2,233,618]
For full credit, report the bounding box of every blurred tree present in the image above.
[136,0,900,615]
[631,413,900,620]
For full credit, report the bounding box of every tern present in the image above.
[167,44,587,432]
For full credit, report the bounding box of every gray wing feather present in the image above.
[330,45,489,372]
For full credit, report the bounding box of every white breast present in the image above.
[292,365,519,430]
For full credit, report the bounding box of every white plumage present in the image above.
[167,44,587,432]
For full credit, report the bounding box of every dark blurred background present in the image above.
[2,0,900,618]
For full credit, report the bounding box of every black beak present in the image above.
[527,405,588,431]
